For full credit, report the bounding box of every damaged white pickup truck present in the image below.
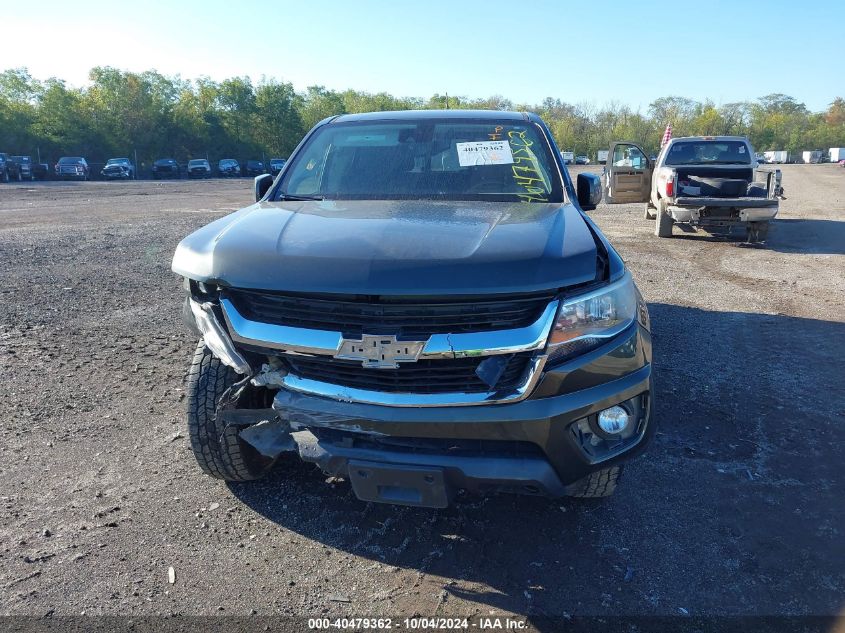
[603,136,784,242]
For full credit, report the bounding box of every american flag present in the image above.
[660,124,673,148]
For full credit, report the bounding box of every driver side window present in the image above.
[613,144,647,169]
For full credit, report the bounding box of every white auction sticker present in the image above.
[455,140,514,166]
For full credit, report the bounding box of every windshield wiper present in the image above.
[277,193,324,201]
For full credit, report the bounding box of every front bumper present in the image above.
[264,325,653,505]
[184,289,654,505]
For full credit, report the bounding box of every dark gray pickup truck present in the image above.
[172,110,654,508]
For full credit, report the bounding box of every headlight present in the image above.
[547,272,639,364]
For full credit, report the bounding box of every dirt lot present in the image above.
[1,166,843,626]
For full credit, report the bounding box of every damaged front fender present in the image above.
[188,299,252,375]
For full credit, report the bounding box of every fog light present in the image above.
[597,406,630,434]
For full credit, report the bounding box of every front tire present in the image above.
[186,341,275,482]
[569,465,623,498]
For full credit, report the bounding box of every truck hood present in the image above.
[172,200,599,295]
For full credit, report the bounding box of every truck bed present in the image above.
[675,167,754,181]
[671,166,779,203]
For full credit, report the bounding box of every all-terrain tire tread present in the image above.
[569,466,622,498]
[186,341,264,482]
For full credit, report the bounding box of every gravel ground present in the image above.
[1,166,843,624]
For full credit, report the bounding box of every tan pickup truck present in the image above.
[603,136,783,242]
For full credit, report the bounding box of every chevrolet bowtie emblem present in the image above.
[335,334,427,369]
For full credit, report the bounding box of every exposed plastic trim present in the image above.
[189,299,252,375]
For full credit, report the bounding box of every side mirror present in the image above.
[254,173,274,202]
[576,173,602,210]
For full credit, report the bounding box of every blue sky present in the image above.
[3,0,843,112]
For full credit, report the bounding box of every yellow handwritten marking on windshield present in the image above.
[508,130,547,202]
[488,125,504,141]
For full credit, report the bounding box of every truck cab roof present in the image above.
[331,109,532,123]
[666,136,749,144]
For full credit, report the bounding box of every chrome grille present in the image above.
[282,353,532,395]
[224,290,555,338]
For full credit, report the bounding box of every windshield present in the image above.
[270,159,285,165]
[13,156,31,163]
[276,119,564,203]
[188,160,207,166]
[107,159,129,165]
[59,157,83,164]
[155,159,175,165]
[664,140,752,165]
[220,159,237,166]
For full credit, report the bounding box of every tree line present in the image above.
[1,67,844,167]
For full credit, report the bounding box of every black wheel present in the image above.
[186,340,275,482]
[654,199,673,237]
[569,465,623,498]
[746,222,770,243]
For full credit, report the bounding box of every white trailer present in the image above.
[597,150,609,164]
[802,150,823,164]
[764,150,788,164]
[830,148,845,162]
